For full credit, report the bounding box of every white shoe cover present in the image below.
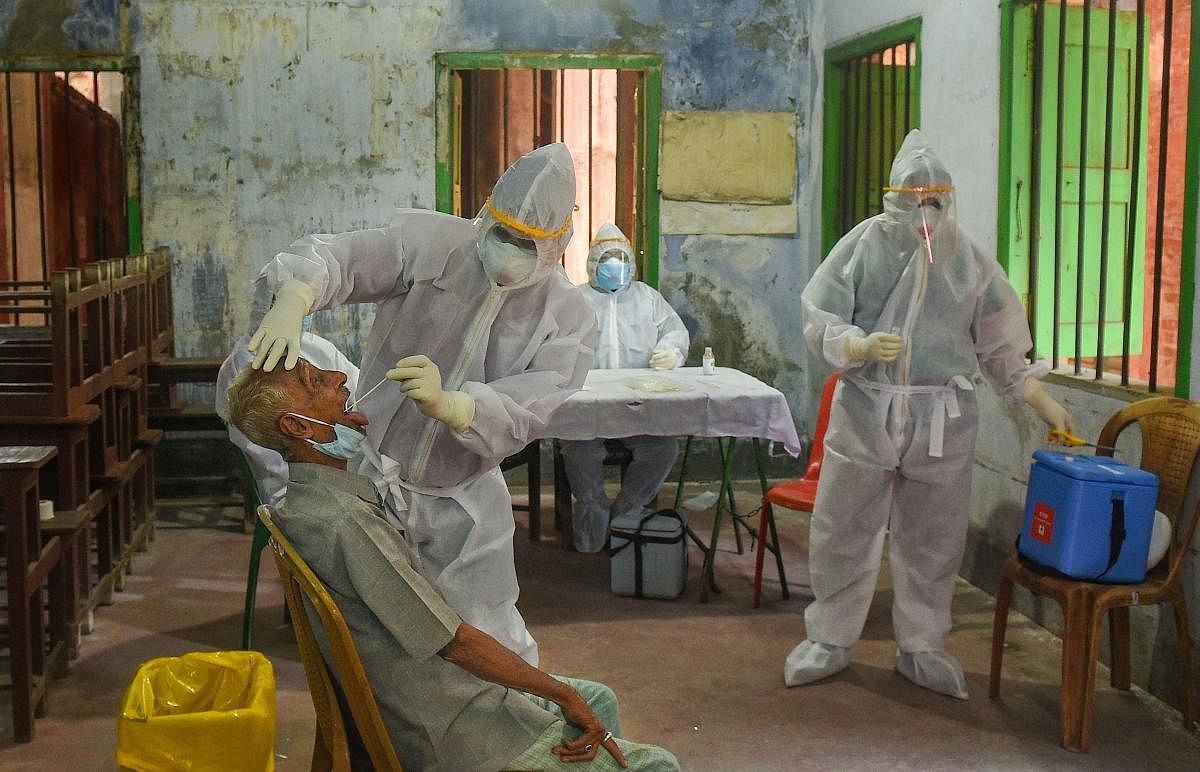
[783,640,851,687]
[895,650,969,700]
[573,501,611,554]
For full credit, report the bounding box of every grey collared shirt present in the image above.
[279,463,556,771]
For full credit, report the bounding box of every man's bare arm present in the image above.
[439,623,627,767]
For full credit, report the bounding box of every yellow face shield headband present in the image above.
[881,185,955,194]
[484,196,575,240]
[588,235,630,248]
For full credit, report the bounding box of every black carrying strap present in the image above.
[607,509,685,599]
[1018,496,1128,583]
[1097,498,1126,581]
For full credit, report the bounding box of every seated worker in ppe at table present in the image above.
[224,358,679,772]
[786,129,1074,699]
[216,277,359,505]
[560,224,690,553]
[247,143,598,667]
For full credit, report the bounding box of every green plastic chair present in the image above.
[237,449,271,650]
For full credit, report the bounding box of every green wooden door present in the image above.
[1010,3,1146,358]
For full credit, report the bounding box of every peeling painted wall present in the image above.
[0,0,121,53]
[113,0,817,442]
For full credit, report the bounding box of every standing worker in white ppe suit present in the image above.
[785,130,1074,698]
[248,143,598,666]
[560,224,690,553]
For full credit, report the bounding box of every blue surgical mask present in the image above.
[287,412,365,460]
[596,261,631,292]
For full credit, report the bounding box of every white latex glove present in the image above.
[1023,377,1076,434]
[844,332,903,363]
[386,354,476,432]
[649,348,678,370]
[248,279,316,371]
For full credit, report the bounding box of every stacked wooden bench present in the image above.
[0,249,166,741]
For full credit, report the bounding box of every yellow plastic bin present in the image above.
[117,651,276,772]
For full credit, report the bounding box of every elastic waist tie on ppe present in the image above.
[485,196,574,240]
[882,185,955,194]
[848,374,974,458]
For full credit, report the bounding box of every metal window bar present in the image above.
[1094,1,1119,376]
[1052,0,1069,367]
[1023,0,1185,391]
[1073,2,1092,376]
[844,57,858,234]
[863,54,872,223]
[1121,0,1147,384]
[34,73,47,281]
[587,68,593,249]
[1028,0,1046,362]
[454,66,643,280]
[1149,0,1174,392]
[833,38,919,238]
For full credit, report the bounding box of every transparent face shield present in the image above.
[882,184,956,263]
[595,248,633,291]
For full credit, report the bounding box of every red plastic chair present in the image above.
[753,373,839,608]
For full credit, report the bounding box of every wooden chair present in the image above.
[259,504,403,771]
[237,450,273,650]
[500,439,542,541]
[752,373,839,608]
[989,396,1200,752]
[552,438,634,550]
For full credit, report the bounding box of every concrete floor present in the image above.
[1,482,1198,771]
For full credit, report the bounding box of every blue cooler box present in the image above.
[1019,450,1158,583]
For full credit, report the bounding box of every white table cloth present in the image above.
[540,367,802,456]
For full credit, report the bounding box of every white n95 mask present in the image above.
[480,230,539,286]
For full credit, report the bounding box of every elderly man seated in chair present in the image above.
[225,357,679,771]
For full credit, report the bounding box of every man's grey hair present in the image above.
[225,366,294,454]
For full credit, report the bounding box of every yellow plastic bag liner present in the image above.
[117,651,276,772]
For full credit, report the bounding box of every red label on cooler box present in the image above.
[1030,502,1055,545]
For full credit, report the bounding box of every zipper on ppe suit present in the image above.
[606,294,619,366]
[892,246,929,450]
[410,285,506,480]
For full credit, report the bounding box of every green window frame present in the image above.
[998,0,1200,397]
[434,52,663,287]
[822,18,922,257]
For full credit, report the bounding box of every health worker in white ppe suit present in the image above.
[559,224,690,553]
[217,280,360,505]
[248,143,598,666]
[786,130,1074,699]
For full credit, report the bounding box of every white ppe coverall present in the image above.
[560,224,690,553]
[216,330,360,505]
[256,143,598,665]
[798,131,1046,666]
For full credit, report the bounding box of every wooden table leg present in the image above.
[1,468,37,741]
[0,448,58,743]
